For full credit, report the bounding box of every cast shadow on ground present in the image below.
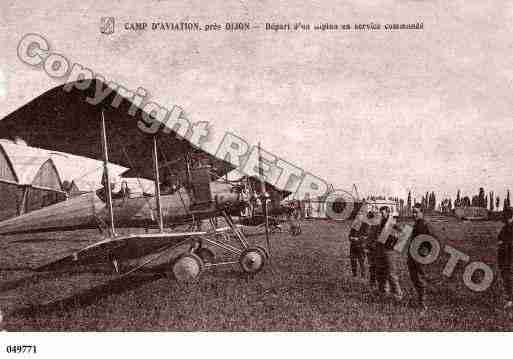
[10,270,166,320]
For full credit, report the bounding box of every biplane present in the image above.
[0,79,292,281]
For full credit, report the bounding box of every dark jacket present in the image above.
[412,218,430,238]
[498,222,513,265]
[349,221,369,245]
[366,224,379,250]
[409,218,432,260]
[498,222,513,247]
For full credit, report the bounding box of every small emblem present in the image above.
[100,17,115,35]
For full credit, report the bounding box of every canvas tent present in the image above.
[0,140,129,221]
[47,150,128,194]
[0,140,66,220]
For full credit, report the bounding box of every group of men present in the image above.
[349,202,513,311]
[348,203,432,310]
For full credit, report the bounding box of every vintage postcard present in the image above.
[0,0,511,357]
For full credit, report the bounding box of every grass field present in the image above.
[1,218,512,331]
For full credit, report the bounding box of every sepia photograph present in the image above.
[0,0,512,356]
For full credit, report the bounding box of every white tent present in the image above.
[48,150,127,193]
[1,140,128,191]
[0,140,130,220]
[0,141,65,220]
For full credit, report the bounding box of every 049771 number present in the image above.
[6,345,37,354]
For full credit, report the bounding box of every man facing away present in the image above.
[497,208,513,309]
[375,206,403,301]
[408,203,431,310]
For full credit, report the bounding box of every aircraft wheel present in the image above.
[239,247,266,274]
[196,247,215,264]
[170,253,204,282]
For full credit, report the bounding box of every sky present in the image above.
[1,0,512,202]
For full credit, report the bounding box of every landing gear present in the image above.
[171,253,204,282]
[196,247,215,264]
[167,210,272,281]
[189,239,215,264]
[254,245,270,260]
[239,247,266,274]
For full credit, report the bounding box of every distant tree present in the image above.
[455,189,461,207]
[421,196,426,211]
[496,196,501,210]
[441,199,445,212]
[505,190,511,211]
[407,191,412,215]
[462,196,471,207]
[430,191,436,211]
[471,195,479,207]
[478,187,486,208]
[448,198,453,211]
[490,191,494,211]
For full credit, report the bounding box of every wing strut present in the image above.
[258,142,272,260]
[101,111,116,237]
[152,136,164,232]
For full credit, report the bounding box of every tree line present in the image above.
[404,187,512,215]
[366,187,512,216]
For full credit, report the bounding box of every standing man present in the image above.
[497,207,513,309]
[348,212,367,278]
[375,206,403,301]
[365,210,379,288]
[287,200,302,236]
[408,203,431,310]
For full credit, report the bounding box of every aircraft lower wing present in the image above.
[35,227,235,272]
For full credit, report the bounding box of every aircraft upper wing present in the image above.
[0,79,234,180]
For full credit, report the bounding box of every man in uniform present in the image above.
[408,203,431,310]
[365,210,379,288]
[348,211,368,278]
[375,206,403,301]
[498,207,513,309]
